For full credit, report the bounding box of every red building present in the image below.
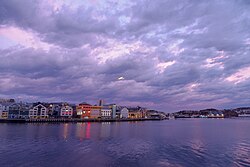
[76,102,92,118]
[76,102,102,119]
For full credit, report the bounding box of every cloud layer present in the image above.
[1,0,250,111]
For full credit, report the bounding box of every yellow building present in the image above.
[1,111,8,119]
[128,107,145,119]
[0,104,9,119]
[90,106,102,119]
[128,111,143,119]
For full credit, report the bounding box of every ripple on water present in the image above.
[155,143,217,167]
[157,159,183,167]
[1,120,250,167]
[102,138,153,161]
[232,141,250,167]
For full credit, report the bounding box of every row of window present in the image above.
[29,112,48,115]
[61,109,73,112]
[61,112,73,116]
[101,114,111,116]
[33,109,47,111]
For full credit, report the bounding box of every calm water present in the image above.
[0,118,250,167]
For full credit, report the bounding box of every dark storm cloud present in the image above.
[0,0,120,48]
[1,0,250,111]
[151,65,201,87]
[0,47,96,78]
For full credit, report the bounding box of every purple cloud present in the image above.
[1,0,250,112]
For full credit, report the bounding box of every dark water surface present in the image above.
[0,118,250,167]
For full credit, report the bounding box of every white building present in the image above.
[29,104,48,119]
[101,106,112,118]
[120,107,129,118]
[60,105,73,117]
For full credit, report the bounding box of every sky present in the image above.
[0,0,250,112]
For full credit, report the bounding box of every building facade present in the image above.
[128,111,143,119]
[128,107,146,119]
[120,107,129,118]
[0,104,9,119]
[101,106,112,119]
[146,110,160,118]
[8,103,21,118]
[90,106,101,119]
[60,105,73,118]
[111,104,117,119]
[29,104,48,119]
[19,103,32,119]
[76,103,92,118]
[48,103,62,117]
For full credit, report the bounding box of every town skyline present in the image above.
[1,97,248,121]
[1,0,250,112]
[1,97,250,114]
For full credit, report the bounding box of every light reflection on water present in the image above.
[0,118,250,167]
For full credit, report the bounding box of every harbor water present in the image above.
[0,118,250,167]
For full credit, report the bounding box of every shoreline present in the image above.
[0,118,165,123]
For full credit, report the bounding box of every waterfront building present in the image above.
[98,100,116,119]
[90,105,101,119]
[234,107,250,115]
[48,103,62,117]
[101,106,112,119]
[146,110,160,118]
[71,104,77,117]
[76,102,92,119]
[128,110,142,119]
[8,103,21,119]
[208,110,224,118]
[120,107,129,118]
[128,107,146,119]
[115,106,122,118]
[76,102,102,119]
[19,103,32,119]
[2,102,32,119]
[29,103,48,119]
[109,104,119,119]
[111,104,117,119]
[60,104,73,118]
[0,105,3,119]
[140,107,147,118]
[0,103,9,119]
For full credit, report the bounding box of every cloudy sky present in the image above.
[0,0,250,112]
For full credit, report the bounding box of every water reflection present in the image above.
[63,124,68,139]
[232,141,250,166]
[0,119,250,167]
[86,122,91,139]
[188,120,206,157]
[75,123,91,140]
[100,122,111,138]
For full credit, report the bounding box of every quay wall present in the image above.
[0,118,164,123]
